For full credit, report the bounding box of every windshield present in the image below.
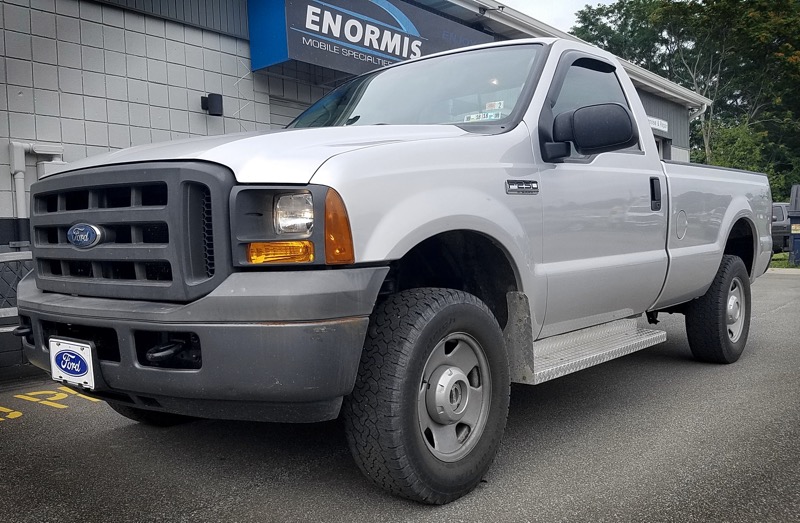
[288,44,542,129]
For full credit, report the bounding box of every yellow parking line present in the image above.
[14,391,70,409]
[0,406,23,420]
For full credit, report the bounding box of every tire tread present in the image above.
[343,288,507,504]
[685,255,751,363]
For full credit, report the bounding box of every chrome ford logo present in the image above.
[54,350,89,377]
[67,223,102,248]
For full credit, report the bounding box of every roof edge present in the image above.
[444,0,712,109]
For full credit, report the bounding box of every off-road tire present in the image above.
[107,403,195,427]
[343,288,510,504]
[685,255,751,363]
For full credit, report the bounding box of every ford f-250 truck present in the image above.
[16,38,772,504]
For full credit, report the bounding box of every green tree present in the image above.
[572,0,670,72]
[572,0,800,200]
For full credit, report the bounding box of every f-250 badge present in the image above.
[505,180,539,195]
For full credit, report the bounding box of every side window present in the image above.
[550,59,638,158]
[773,205,785,222]
[552,62,629,116]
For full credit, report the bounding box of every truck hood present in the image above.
[58,126,470,184]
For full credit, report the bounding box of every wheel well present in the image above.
[380,231,518,329]
[724,218,755,276]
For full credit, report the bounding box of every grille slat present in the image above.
[30,163,232,303]
[35,245,170,261]
[31,206,170,226]
[201,187,215,278]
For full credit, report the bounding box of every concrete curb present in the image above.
[767,268,800,275]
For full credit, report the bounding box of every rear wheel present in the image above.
[685,255,751,363]
[343,288,510,504]
[107,403,195,427]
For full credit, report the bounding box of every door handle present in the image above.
[650,177,662,211]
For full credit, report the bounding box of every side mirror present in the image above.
[544,103,639,162]
[772,215,778,222]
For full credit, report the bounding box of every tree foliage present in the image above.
[572,0,800,200]
[572,0,670,71]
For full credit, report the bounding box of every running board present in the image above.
[532,318,666,384]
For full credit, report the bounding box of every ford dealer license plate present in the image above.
[49,338,95,390]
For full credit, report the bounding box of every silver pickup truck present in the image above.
[17,38,771,503]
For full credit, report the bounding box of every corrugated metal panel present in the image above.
[95,0,249,39]
[637,89,690,149]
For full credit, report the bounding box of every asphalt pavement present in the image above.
[2,271,799,522]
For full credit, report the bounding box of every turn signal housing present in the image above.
[325,189,355,264]
[247,241,314,264]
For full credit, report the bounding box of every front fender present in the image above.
[361,186,528,265]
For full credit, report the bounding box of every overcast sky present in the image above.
[498,1,609,32]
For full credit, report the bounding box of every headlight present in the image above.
[275,193,313,234]
[231,186,354,266]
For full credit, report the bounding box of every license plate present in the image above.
[49,338,96,390]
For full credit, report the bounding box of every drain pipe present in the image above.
[9,141,64,244]
[689,103,708,121]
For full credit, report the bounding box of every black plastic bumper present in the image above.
[17,267,388,422]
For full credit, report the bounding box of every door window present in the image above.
[550,59,639,156]
[552,60,630,116]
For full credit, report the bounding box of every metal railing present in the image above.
[0,251,33,333]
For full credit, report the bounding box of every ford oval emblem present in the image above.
[53,350,89,377]
[67,223,102,249]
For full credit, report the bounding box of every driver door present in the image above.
[535,53,669,338]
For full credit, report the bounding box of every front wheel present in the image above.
[343,289,510,504]
[685,255,751,363]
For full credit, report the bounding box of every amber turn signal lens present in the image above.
[247,241,314,264]
[325,188,355,264]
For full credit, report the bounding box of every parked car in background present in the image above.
[773,202,790,252]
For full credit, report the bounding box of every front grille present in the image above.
[36,184,173,283]
[30,162,233,302]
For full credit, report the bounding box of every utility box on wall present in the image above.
[37,161,68,180]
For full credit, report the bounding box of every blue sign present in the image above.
[54,350,89,378]
[67,223,102,249]
[248,0,494,75]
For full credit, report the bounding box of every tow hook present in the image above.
[145,341,187,363]
[12,326,32,337]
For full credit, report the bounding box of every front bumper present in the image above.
[18,267,388,422]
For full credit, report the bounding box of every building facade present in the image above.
[0,0,710,370]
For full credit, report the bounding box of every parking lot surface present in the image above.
[2,272,799,522]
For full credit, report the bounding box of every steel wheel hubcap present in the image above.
[426,366,470,424]
[417,332,491,462]
[726,277,745,342]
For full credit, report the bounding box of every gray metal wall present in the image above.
[637,89,690,150]
[94,0,249,39]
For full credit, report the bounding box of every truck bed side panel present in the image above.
[653,162,771,309]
